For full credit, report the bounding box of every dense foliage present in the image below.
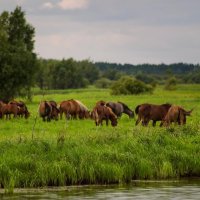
[111,76,154,95]
[36,58,99,90]
[34,60,200,90]
[95,62,200,76]
[0,7,37,101]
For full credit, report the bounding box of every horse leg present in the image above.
[106,118,109,126]
[60,110,63,120]
[160,121,164,127]
[135,116,141,125]
[142,119,149,126]
[152,121,156,126]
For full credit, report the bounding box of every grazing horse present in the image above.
[59,99,80,119]
[106,101,134,118]
[49,101,60,120]
[10,100,30,119]
[135,103,171,126]
[91,104,118,127]
[95,100,106,106]
[74,100,90,119]
[162,105,193,126]
[1,103,18,119]
[0,101,4,118]
[39,101,52,122]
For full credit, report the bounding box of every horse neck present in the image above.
[120,103,132,116]
[123,108,133,117]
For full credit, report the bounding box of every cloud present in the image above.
[57,0,89,10]
[41,2,54,9]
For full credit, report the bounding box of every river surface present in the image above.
[1,180,200,199]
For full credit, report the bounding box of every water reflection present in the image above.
[1,180,200,200]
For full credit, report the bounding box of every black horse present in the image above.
[106,101,134,118]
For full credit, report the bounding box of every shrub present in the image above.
[164,77,177,90]
[95,78,112,88]
[110,76,154,95]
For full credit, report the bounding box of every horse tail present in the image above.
[135,105,140,115]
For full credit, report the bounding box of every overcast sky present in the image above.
[1,0,200,64]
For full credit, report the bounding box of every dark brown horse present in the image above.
[162,105,192,126]
[106,101,134,118]
[49,101,60,120]
[91,104,118,127]
[95,100,106,106]
[135,103,171,126]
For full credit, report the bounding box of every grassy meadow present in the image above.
[0,84,200,192]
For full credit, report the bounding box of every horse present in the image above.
[162,105,193,126]
[0,100,4,118]
[106,101,134,118]
[91,104,118,127]
[9,100,30,119]
[59,99,80,120]
[1,103,19,119]
[135,103,171,126]
[39,101,52,122]
[74,100,90,119]
[49,101,60,120]
[95,100,106,106]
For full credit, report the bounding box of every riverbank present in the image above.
[0,124,199,193]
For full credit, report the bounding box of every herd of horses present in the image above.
[0,99,192,127]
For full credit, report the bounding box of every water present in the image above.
[1,180,200,200]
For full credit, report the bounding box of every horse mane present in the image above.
[161,103,172,108]
[118,101,130,110]
[135,105,140,114]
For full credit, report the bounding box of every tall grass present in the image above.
[0,84,199,191]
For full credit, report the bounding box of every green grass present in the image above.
[0,84,200,192]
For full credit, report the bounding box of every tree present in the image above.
[51,58,89,89]
[0,7,37,101]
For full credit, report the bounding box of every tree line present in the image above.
[0,6,200,101]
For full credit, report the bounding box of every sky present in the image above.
[0,0,200,64]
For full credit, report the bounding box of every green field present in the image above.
[0,84,200,193]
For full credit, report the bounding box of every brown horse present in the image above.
[59,99,80,119]
[49,101,60,120]
[135,103,171,126]
[91,104,118,127]
[106,101,134,118]
[39,101,59,121]
[74,100,90,119]
[162,105,192,126]
[1,103,19,119]
[39,101,52,122]
[10,100,30,119]
[0,101,4,118]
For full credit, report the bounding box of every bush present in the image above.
[95,78,112,88]
[110,76,154,95]
[164,77,177,90]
